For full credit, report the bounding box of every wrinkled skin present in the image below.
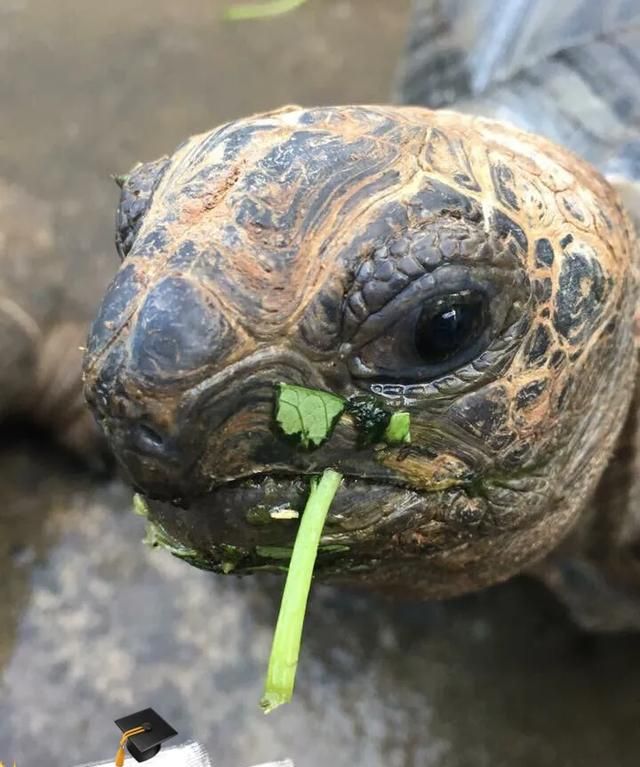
[83,106,639,610]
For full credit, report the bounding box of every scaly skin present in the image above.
[532,380,640,630]
[83,106,639,615]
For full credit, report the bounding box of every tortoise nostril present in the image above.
[136,423,166,451]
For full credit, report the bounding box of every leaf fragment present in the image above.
[275,383,346,448]
[132,493,150,518]
[224,0,308,21]
[384,411,411,444]
[256,545,295,560]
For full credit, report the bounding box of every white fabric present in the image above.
[76,740,294,767]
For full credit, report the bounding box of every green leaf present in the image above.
[132,493,150,518]
[142,519,199,561]
[384,412,411,444]
[318,544,350,554]
[111,173,129,189]
[345,396,391,445]
[261,469,342,713]
[224,0,308,21]
[256,545,295,560]
[275,383,346,448]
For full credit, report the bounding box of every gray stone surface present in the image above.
[1,1,640,766]
[3,444,640,767]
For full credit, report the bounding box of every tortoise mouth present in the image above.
[212,466,420,494]
[141,471,450,575]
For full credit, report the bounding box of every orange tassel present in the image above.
[115,725,148,766]
[114,745,126,767]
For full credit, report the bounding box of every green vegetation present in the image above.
[136,383,409,712]
[261,469,343,713]
[276,382,411,449]
[132,493,150,517]
[275,383,346,448]
[384,411,411,444]
[264,384,409,711]
[225,0,309,21]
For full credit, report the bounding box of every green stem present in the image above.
[225,0,308,21]
[260,468,343,713]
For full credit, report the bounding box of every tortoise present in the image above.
[2,0,636,631]
[81,0,640,631]
[81,100,640,629]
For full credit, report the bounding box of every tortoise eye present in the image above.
[414,294,486,365]
[348,288,494,382]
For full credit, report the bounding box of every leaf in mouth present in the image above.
[384,411,411,444]
[260,468,343,714]
[275,383,346,448]
[261,385,411,712]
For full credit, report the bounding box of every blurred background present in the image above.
[1,1,639,765]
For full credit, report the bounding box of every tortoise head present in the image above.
[83,106,637,596]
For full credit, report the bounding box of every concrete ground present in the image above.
[1,1,640,766]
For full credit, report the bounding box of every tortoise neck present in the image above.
[582,357,640,558]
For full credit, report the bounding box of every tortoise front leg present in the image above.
[0,179,106,465]
[532,556,640,632]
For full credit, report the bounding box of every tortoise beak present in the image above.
[96,412,201,500]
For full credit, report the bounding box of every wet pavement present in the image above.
[1,1,640,766]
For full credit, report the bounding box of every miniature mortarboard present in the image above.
[114,707,177,764]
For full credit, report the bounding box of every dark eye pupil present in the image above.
[415,297,485,364]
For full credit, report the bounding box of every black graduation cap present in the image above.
[114,708,178,764]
